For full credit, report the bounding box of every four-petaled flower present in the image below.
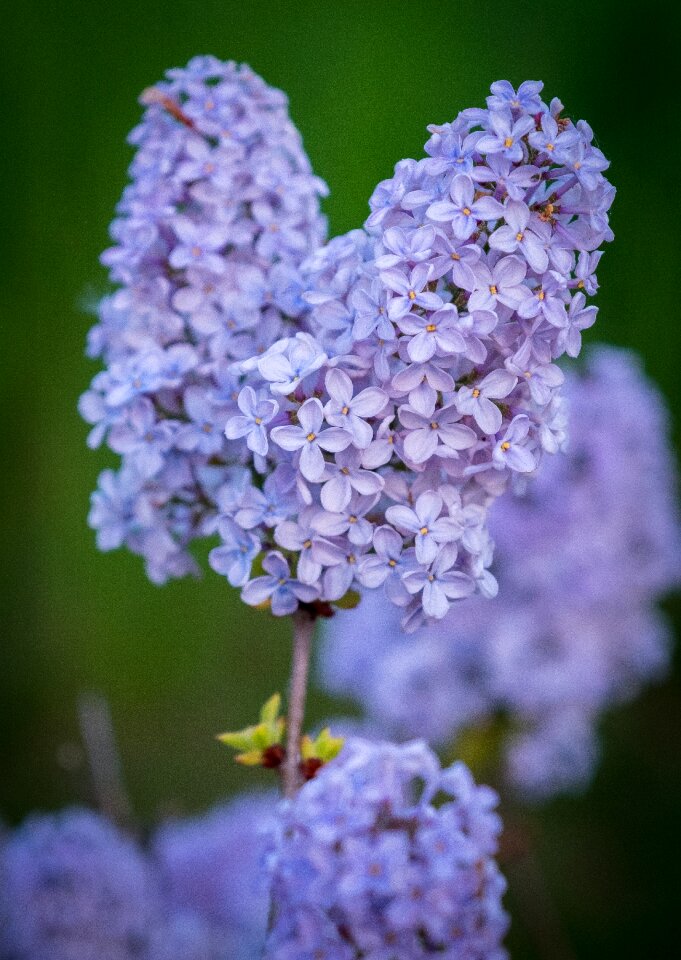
[271,398,352,481]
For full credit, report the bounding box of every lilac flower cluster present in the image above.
[320,347,681,798]
[219,80,614,628]
[264,736,508,958]
[0,797,274,960]
[153,792,274,959]
[80,56,327,583]
[0,808,161,960]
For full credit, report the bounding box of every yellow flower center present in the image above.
[515,232,524,242]
[472,388,480,398]
[306,432,316,442]
[430,421,438,430]
[341,405,350,415]
[489,284,498,296]
[426,323,437,332]
[462,207,471,216]
[501,441,511,451]
[504,137,513,147]
[408,289,417,300]
[303,539,312,549]
[254,417,263,425]
[419,526,429,536]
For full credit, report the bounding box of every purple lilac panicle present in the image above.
[80,56,327,584]
[222,80,614,629]
[0,808,161,960]
[152,792,275,960]
[319,346,681,798]
[0,799,276,960]
[264,737,509,958]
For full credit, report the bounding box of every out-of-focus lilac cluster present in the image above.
[220,80,614,629]
[319,346,681,799]
[264,736,508,958]
[80,56,327,583]
[152,792,273,958]
[0,796,273,960]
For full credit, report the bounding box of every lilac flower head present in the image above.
[81,57,327,584]
[264,737,509,958]
[217,79,612,627]
[0,808,161,960]
[152,792,275,959]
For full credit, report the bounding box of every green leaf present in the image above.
[260,692,281,726]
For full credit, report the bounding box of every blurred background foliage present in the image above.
[2,0,680,956]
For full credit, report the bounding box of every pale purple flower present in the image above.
[208,518,261,586]
[493,415,536,472]
[468,255,529,312]
[399,402,477,464]
[487,79,544,113]
[271,398,352,482]
[241,551,318,614]
[385,491,461,564]
[397,305,467,362]
[488,199,550,273]
[256,333,328,395]
[168,217,231,274]
[357,525,417,603]
[373,225,435,269]
[505,342,564,405]
[380,263,442,321]
[475,109,535,162]
[456,370,517,434]
[403,543,475,618]
[225,386,279,456]
[319,447,384,512]
[235,468,297,529]
[323,369,387,448]
[426,175,504,239]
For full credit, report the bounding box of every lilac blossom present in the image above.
[456,370,517,434]
[220,80,613,626]
[264,738,509,958]
[241,551,319,614]
[271,398,352,481]
[85,76,615,630]
[0,808,161,960]
[225,385,279,456]
[81,56,327,584]
[427,174,504,239]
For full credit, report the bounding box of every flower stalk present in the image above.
[282,609,316,797]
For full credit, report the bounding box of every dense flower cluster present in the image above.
[264,737,508,958]
[0,797,274,960]
[153,792,273,959]
[80,56,327,583]
[218,80,614,628]
[320,347,681,798]
[0,808,161,960]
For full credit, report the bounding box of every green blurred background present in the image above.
[2,0,680,955]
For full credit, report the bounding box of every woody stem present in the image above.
[282,609,316,798]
